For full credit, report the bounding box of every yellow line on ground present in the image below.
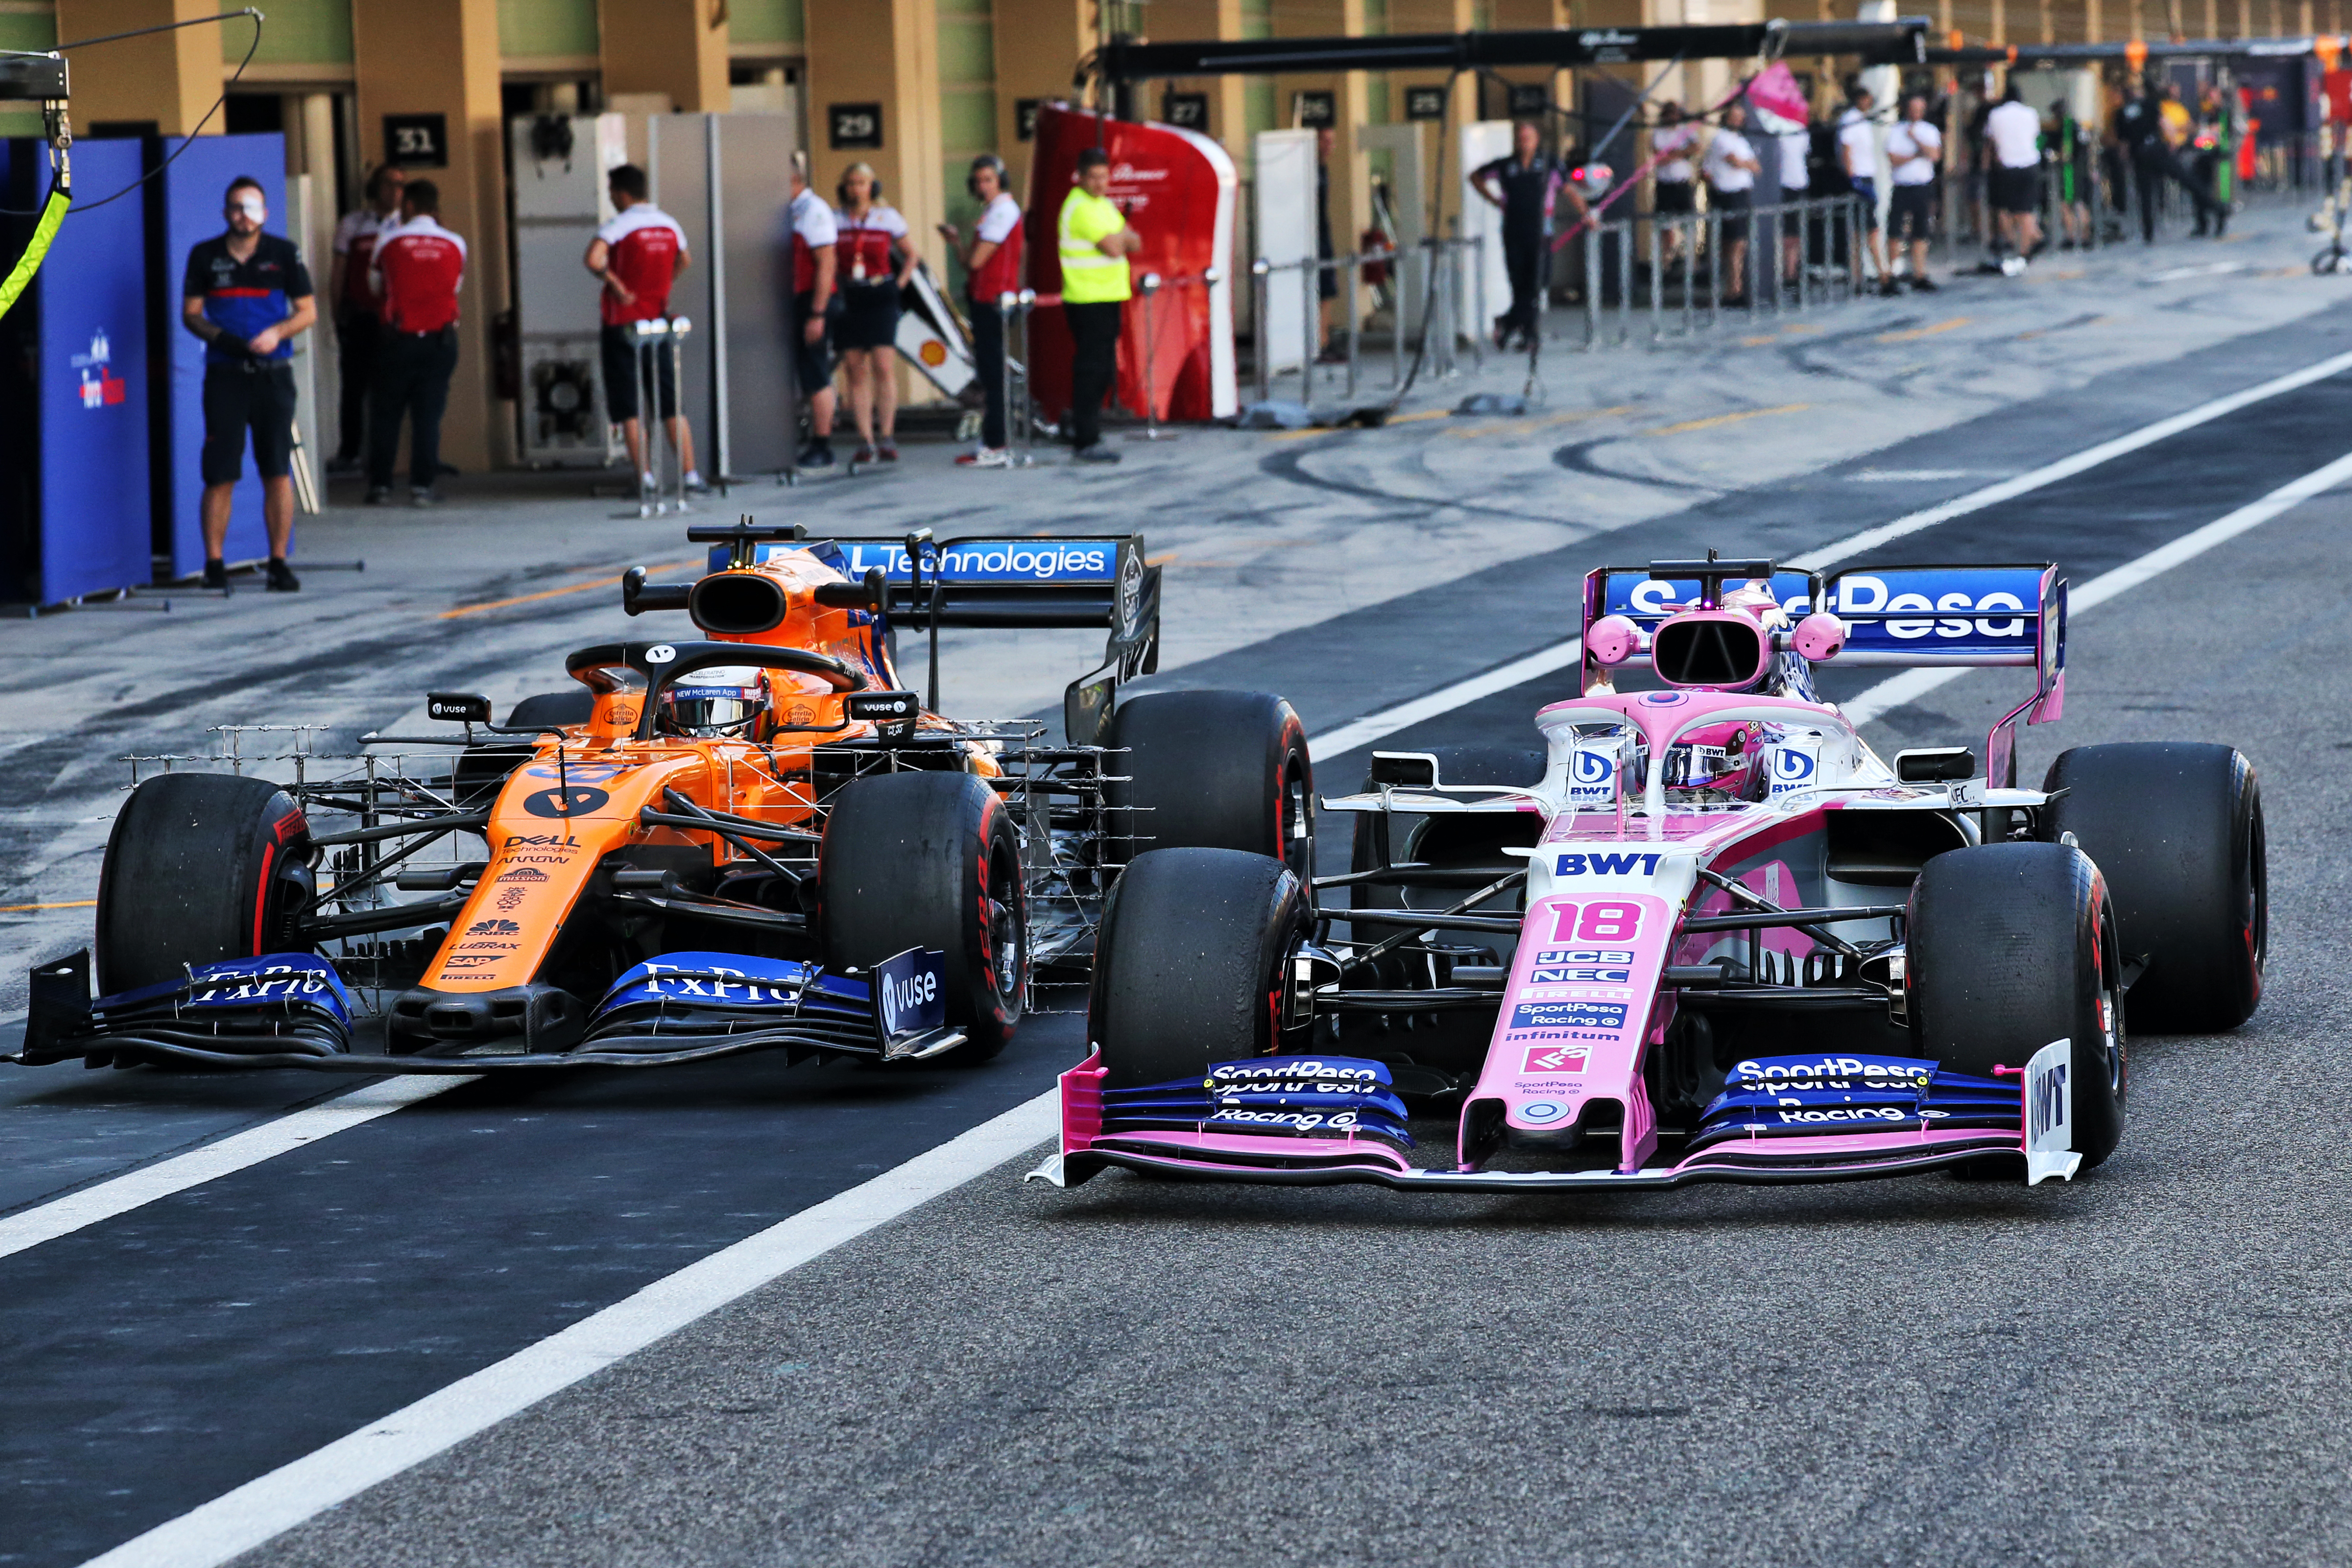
[1874,317,1971,344]
[1445,403,1637,438]
[1642,403,1809,438]
[440,560,697,621]
[0,900,95,912]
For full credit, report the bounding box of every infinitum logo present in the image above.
[73,329,125,409]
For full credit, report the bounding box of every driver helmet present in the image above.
[1662,720,1767,801]
[660,666,770,737]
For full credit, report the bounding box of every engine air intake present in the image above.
[689,573,789,636]
[1652,613,1767,690]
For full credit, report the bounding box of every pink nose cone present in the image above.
[1586,614,1640,666]
[1792,612,1846,662]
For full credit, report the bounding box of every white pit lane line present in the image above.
[77,445,2352,1568]
[79,1090,1059,1568]
[0,1075,473,1261]
[1310,347,2352,760]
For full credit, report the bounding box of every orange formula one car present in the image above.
[16,520,1313,1074]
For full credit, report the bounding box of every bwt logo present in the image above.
[1774,749,1816,781]
[2031,1061,2070,1140]
[1573,750,1614,786]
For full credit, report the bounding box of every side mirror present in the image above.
[1368,751,1440,789]
[426,691,492,725]
[1792,611,1847,662]
[846,690,921,729]
[1895,747,1976,784]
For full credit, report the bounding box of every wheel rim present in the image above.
[2097,910,2126,1095]
[2244,804,2268,975]
[985,839,1024,1013]
[1279,758,1312,881]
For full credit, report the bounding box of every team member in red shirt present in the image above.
[833,162,916,464]
[940,153,1022,467]
[364,180,466,505]
[327,164,402,473]
[584,164,702,491]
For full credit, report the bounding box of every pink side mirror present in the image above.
[1792,612,1846,663]
[1586,614,1641,666]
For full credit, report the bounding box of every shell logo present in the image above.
[918,339,948,368]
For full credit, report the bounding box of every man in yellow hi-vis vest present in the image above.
[1058,147,1142,463]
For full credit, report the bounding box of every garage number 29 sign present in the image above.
[829,103,883,150]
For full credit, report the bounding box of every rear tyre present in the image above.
[2039,741,2264,1033]
[97,773,315,995]
[1106,691,1313,884]
[1908,842,2125,1169]
[1090,848,1304,1091]
[820,771,1025,1062]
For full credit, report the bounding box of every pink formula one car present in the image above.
[1031,553,2266,1194]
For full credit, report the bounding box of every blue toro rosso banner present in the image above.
[1595,564,2062,668]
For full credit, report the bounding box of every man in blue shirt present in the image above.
[181,176,316,591]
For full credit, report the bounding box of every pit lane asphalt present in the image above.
[5,313,2350,1566]
[238,488,2352,1568]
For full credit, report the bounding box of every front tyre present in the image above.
[820,771,1025,1062]
[2040,742,2264,1033]
[1089,848,1304,1090]
[1908,842,2125,1169]
[1106,691,1313,883]
[97,773,315,995]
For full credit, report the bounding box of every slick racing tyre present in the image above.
[455,690,597,809]
[97,773,316,995]
[820,771,1025,1062]
[1090,848,1305,1090]
[1106,691,1313,883]
[1908,842,2125,1169]
[2039,742,2265,1033]
[1347,745,1546,1077]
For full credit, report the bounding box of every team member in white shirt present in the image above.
[1651,103,1700,274]
[1837,88,1889,294]
[1984,81,2045,272]
[1701,102,1762,305]
[1884,92,1942,292]
[1778,116,1812,287]
[783,152,841,468]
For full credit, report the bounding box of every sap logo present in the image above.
[1529,966,1632,984]
[1534,948,1635,965]
[1521,1044,1590,1075]
[1554,852,1662,877]
[503,833,580,850]
[467,919,522,935]
[441,954,498,967]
